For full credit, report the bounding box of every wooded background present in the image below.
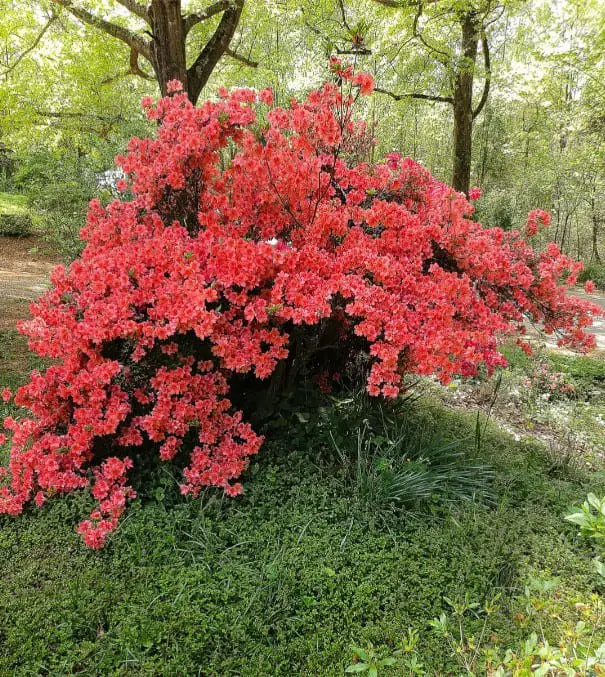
[1,0,603,263]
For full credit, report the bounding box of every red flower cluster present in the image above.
[524,209,551,237]
[0,70,600,547]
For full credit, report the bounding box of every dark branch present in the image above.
[33,108,128,123]
[375,85,453,104]
[337,0,351,31]
[187,0,243,103]
[303,21,372,57]
[472,29,491,119]
[102,45,154,83]
[184,0,233,34]
[2,13,57,76]
[411,2,450,66]
[52,0,151,60]
[225,47,258,68]
[336,47,372,55]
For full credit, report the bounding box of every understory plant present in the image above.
[428,581,605,675]
[0,61,601,547]
[328,405,495,511]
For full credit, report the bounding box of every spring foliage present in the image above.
[0,65,600,547]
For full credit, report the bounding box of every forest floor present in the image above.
[0,235,58,331]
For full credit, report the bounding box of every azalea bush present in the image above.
[0,62,601,547]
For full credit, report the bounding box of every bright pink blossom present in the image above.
[0,67,600,547]
[468,186,482,201]
[524,209,551,236]
[352,72,375,95]
[585,280,597,294]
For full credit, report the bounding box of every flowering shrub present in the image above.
[523,361,577,400]
[0,64,601,547]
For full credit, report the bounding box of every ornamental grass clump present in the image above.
[0,62,601,547]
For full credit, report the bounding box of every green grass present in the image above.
[0,192,33,236]
[1,333,604,674]
[0,192,28,214]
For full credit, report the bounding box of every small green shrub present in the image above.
[327,396,496,512]
[579,263,605,290]
[0,211,32,236]
[566,493,605,546]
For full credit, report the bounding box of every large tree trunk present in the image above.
[54,0,247,106]
[451,12,479,195]
[149,0,188,96]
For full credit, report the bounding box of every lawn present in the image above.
[1,328,604,675]
[0,192,28,213]
[0,192,33,236]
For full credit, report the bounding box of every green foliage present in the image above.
[13,149,105,260]
[0,211,32,236]
[346,644,398,676]
[500,342,605,401]
[566,494,605,546]
[0,346,604,674]
[0,191,33,235]
[429,578,605,675]
[579,263,605,290]
[327,403,495,512]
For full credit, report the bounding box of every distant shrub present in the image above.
[579,263,605,290]
[0,211,32,236]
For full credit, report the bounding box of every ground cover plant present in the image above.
[0,192,32,236]
[1,342,605,674]
[0,64,601,548]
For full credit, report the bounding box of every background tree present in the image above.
[373,0,500,194]
[50,0,254,103]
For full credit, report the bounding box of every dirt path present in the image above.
[0,237,59,331]
[525,286,605,353]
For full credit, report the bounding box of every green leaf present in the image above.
[345,663,369,673]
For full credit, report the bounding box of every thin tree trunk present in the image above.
[591,197,602,263]
[451,12,479,194]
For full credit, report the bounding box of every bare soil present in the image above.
[0,236,59,331]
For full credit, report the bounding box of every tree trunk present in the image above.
[149,0,188,96]
[451,12,479,194]
[591,197,602,263]
[187,0,244,104]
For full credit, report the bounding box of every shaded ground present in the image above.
[0,236,58,331]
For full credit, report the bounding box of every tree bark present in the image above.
[53,0,251,105]
[186,0,243,103]
[451,12,479,194]
[149,0,188,96]
[591,196,602,263]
